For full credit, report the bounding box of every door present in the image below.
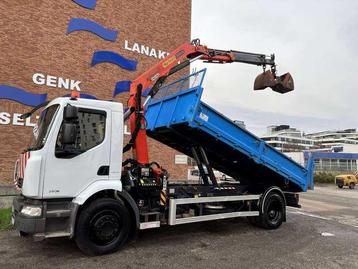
[43,106,111,198]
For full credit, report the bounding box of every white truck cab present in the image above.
[12,97,138,253]
[21,98,124,199]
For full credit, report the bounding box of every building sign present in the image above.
[124,40,169,59]
[175,155,188,164]
[0,112,38,127]
[32,73,82,91]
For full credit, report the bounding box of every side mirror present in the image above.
[64,105,78,121]
[60,123,77,145]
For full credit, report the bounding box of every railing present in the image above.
[152,69,206,101]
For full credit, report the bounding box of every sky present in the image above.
[191,0,358,135]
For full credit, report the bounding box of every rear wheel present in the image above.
[75,198,131,256]
[248,191,285,229]
[260,192,285,229]
[349,183,355,189]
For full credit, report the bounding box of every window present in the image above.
[338,159,348,171]
[321,159,331,171]
[56,108,106,157]
[29,105,59,151]
[76,110,106,151]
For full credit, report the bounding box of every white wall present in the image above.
[284,152,305,166]
[342,144,358,153]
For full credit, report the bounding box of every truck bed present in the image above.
[145,70,313,192]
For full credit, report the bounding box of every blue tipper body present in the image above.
[145,70,314,192]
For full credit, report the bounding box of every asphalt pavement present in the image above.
[1,184,358,269]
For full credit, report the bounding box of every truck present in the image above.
[12,39,313,255]
[335,174,357,189]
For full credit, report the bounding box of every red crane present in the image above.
[124,39,294,171]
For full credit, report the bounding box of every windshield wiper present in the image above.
[20,101,51,119]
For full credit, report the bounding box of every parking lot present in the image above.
[1,184,358,269]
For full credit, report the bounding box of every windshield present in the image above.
[29,104,59,151]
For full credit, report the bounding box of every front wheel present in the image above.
[338,184,343,189]
[75,198,131,256]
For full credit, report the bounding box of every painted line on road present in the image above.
[288,210,330,220]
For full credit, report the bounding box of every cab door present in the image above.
[43,106,111,198]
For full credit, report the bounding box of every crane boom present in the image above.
[124,39,294,167]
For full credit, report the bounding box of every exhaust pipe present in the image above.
[254,71,294,94]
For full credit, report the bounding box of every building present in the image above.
[263,125,358,174]
[0,0,192,184]
[304,152,358,174]
[305,129,358,151]
[262,125,319,152]
[286,151,358,174]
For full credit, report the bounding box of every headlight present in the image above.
[21,206,42,217]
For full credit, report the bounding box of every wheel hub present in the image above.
[90,211,121,245]
[268,209,277,218]
[267,201,281,223]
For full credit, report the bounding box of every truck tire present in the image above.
[75,198,131,256]
[259,192,285,230]
[349,183,355,189]
[338,184,343,189]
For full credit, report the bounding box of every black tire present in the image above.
[259,192,285,230]
[338,184,343,189]
[349,183,355,189]
[75,198,131,256]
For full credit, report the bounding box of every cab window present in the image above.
[29,104,59,151]
[56,108,106,158]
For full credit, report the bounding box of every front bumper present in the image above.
[12,196,46,234]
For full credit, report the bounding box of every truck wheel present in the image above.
[349,183,355,189]
[260,192,285,230]
[338,185,343,189]
[75,198,131,255]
